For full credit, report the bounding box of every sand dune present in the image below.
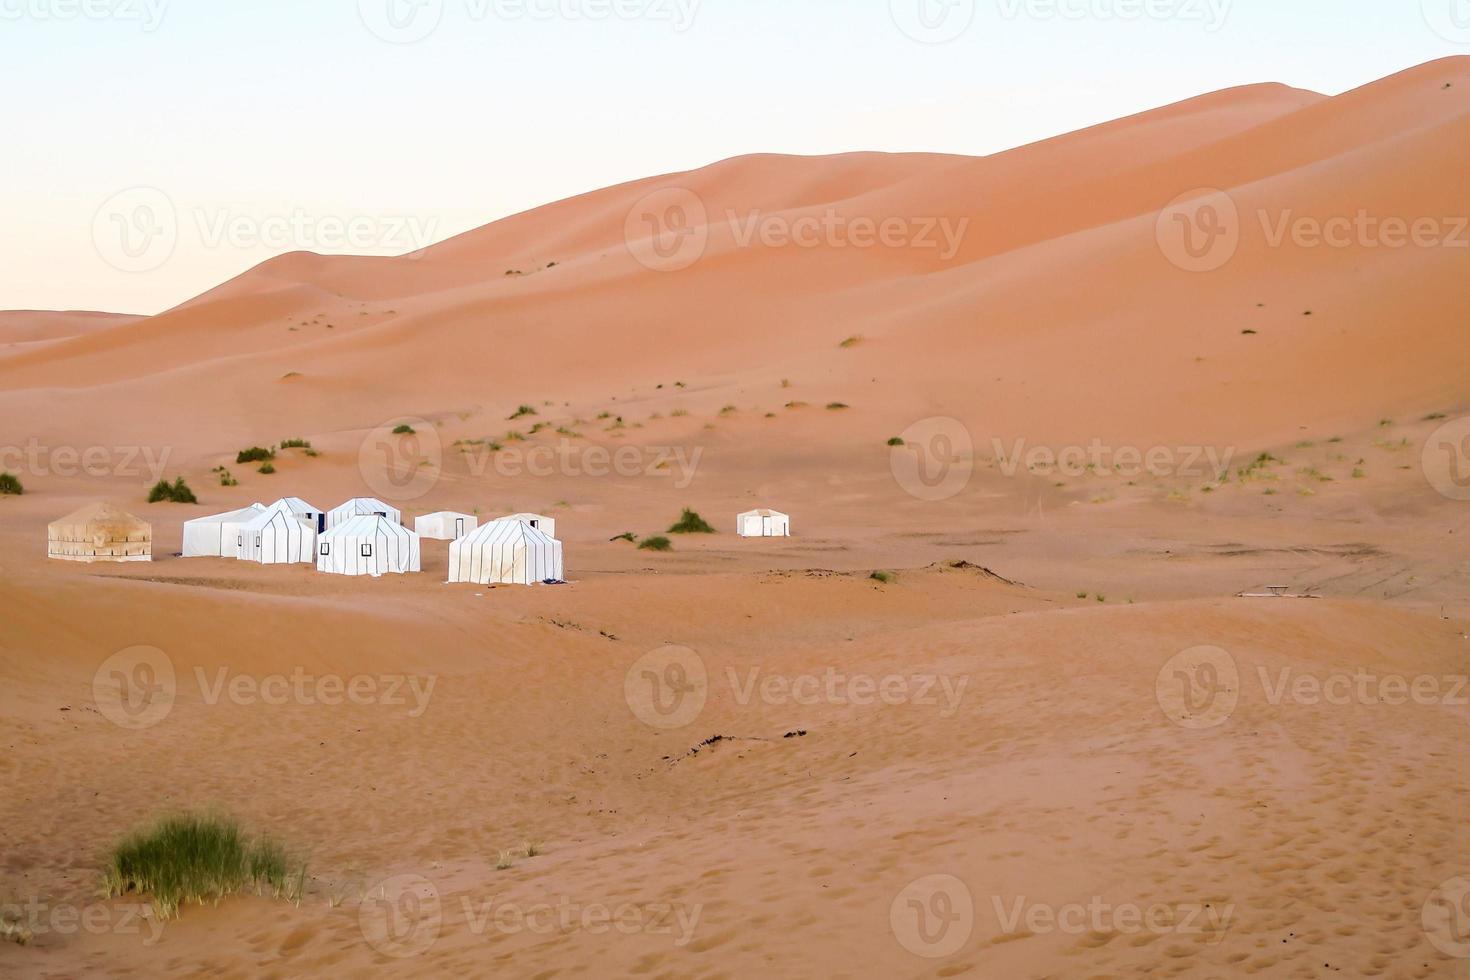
[2,59,1469,977]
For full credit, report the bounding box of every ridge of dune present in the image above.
[1,59,1467,457]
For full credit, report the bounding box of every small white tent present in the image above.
[448,519,563,586]
[737,509,791,537]
[504,512,556,540]
[182,504,266,558]
[237,504,317,565]
[266,496,326,534]
[327,497,402,529]
[317,516,420,577]
[415,511,478,541]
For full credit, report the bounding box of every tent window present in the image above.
[361,544,373,558]
[320,543,330,555]
[255,535,262,547]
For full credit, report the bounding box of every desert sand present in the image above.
[1,58,1469,978]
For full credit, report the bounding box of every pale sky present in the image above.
[3,0,1465,315]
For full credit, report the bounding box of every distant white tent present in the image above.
[448,519,563,586]
[182,504,265,558]
[317,516,420,577]
[327,497,402,529]
[266,496,326,534]
[737,509,791,537]
[237,503,317,565]
[415,511,478,541]
[504,512,556,540]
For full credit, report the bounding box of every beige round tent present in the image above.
[48,502,152,563]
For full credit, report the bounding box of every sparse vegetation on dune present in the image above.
[826,402,849,411]
[0,472,22,496]
[235,446,274,464]
[279,439,311,450]
[668,508,715,534]
[509,405,538,420]
[102,813,306,920]
[392,424,416,435]
[870,570,894,584]
[148,477,197,504]
[611,532,638,543]
[638,535,672,552]
[887,437,905,447]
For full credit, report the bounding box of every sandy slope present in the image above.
[2,58,1470,978]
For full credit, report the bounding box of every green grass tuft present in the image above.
[235,446,275,464]
[668,508,716,534]
[102,813,305,920]
[392,424,416,435]
[870,570,894,584]
[148,477,197,504]
[638,535,672,552]
[0,472,23,496]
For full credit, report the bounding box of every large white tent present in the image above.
[317,516,420,577]
[504,512,556,540]
[266,496,326,534]
[448,519,563,586]
[237,503,317,565]
[737,509,791,537]
[182,504,266,558]
[327,497,402,529]
[415,511,477,541]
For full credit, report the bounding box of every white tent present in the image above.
[448,519,563,586]
[266,496,326,534]
[737,509,791,537]
[237,503,317,565]
[504,512,556,540]
[327,497,402,529]
[317,516,420,577]
[182,504,265,558]
[415,511,478,541]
